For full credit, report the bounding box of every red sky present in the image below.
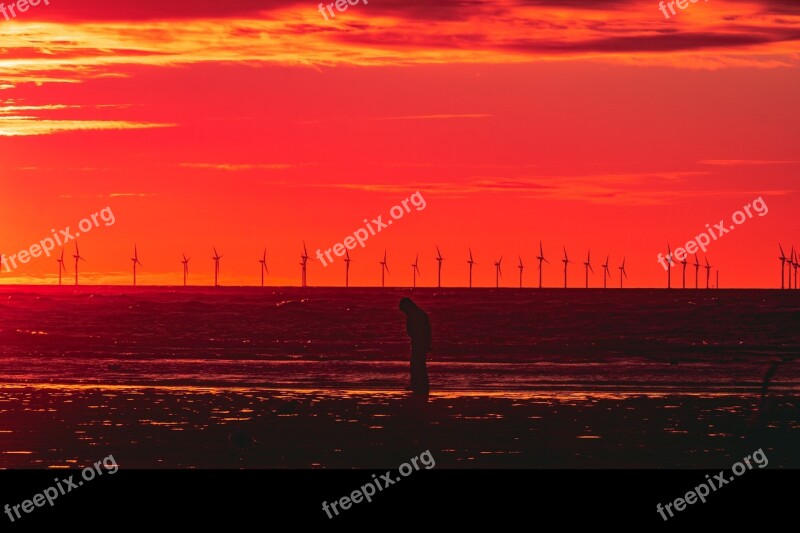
[1,0,799,287]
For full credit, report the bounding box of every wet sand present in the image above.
[0,384,797,469]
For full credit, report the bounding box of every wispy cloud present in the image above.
[179,163,296,171]
[0,117,174,136]
[701,159,800,166]
[302,170,799,205]
[58,192,157,198]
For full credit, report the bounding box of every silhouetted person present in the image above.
[399,298,430,396]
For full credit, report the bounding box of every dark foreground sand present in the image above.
[0,384,797,469]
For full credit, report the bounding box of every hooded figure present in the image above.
[399,298,431,396]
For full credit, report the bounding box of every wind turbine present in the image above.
[182,254,190,287]
[73,243,85,286]
[259,249,269,287]
[212,247,222,287]
[300,242,309,288]
[56,249,67,286]
[536,241,549,289]
[618,258,627,289]
[131,245,142,287]
[779,244,787,289]
[601,254,610,289]
[467,248,476,288]
[435,245,444,288]
[494,257,502,288]
[518,256,524,288]
[380,250,389,287]
[411,253,420,288]
[344,250,351,288]
[793,247,799,290]
[788,247,793,289]
[680,254,688,289]
[693,254,700,289]
[704,257,712,289]
[583,250,594,289]
[666,243,673,289]
[561,247,572,289]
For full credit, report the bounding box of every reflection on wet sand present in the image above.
[0,383,797,469]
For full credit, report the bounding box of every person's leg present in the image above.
[410,351,429,395]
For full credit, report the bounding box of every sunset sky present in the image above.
[1,0,798,287]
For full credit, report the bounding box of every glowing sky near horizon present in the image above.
[0,0,799,287]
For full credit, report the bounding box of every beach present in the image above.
[1,385,798,469]
[0,287,797,469]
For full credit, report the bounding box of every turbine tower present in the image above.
[561,247,572,289]
[680,254,688,289]
[182,254,190,287]
[704,257,712,289]
[57,249,67,286]
[518,256,524,288]
[618,258,627,289]
[467,248,476,288]
[583,250,594,289]
[344,250,351,288]
[411,253,420,288]
[435,245,444,288]
[131,245,142,287]
[300,242,309,288]
[494,257,502,288]
[212,247,222,287]
[259,249,269,287]
[693,254,700,289]
[601,254,610,289]
[536,241,548,289]
[73,243,85,286]
[779,244,787,289]
[380,250,389,288]
[666,243,673,289]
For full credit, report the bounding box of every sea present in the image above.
[0,287,797,393]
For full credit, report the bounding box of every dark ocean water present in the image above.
[0,287,798,394]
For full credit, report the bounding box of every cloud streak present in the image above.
[0,0,796,93]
